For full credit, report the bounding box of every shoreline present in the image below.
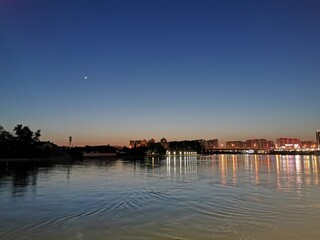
[1,151,319,162]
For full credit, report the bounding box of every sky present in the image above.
[0,0,320,146]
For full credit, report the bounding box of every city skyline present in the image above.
[1,0,320,146]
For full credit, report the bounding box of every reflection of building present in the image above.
[277,138,300,149]
[316,130,320,149]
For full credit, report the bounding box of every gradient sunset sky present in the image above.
[1,0,320,146]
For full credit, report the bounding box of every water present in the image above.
[0,154,319,240]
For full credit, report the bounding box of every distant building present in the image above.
[245,139,274,150]
[226,141,243,149]
[300,141,317,149]
[129,139,149,148]
[130,140,141,148]
[206,139,219,149]
[276,138,300,149]
[197,139,207,150]
[226,139,273,150]
[35,141,57,150]
[316,130,320,149]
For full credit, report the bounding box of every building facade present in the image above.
[245,139,274,150]
[129,139,149,148]
[226,141,244,149]
[276,138,300,149]
[226,139,274,150]
[300,141,317,149]
[129,140,141,148]
[206,139,219,149]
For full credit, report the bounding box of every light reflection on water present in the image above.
[0,154,320,240]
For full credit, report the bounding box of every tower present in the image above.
[69,136,72,148]
[316,130,320,150]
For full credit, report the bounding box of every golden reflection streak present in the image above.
[220,155,227,185]
[245,154,249,171]
[294,155,302,196]
[276,155,281,191]
[295,155,302,174]
[304,156,311,185]
[232,155,237,185]
[267,155,271,183]
[254,155,259,185]
[211,155,215,180]
[173,156,176,178]
[286,156,291,190]
[312,156,318,185]
[180,157,182,180]
[167,156,171,179]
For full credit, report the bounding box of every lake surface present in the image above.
[0,154,320,240]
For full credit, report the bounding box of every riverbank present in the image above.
[1,150,319,162]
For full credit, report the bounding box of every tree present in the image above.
[0,125,43,158]
[14,124,32,143]
[13,124,41,144]
[33,130,41,142]
[0,125,14,143]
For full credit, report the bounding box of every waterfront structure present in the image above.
[166,150,197,156]
[316,130,320,149]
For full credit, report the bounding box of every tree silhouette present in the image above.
[33,130,41,142]
[13,124,41,144]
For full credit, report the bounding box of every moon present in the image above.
[84,76,88,80]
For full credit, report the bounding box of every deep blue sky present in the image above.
[1,0,320,146]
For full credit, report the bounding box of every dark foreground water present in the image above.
[0,154,320,240]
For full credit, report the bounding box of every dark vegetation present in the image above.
[0,125,65,158]
[0,125,168,159]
